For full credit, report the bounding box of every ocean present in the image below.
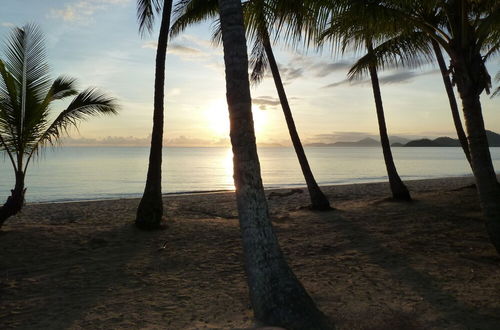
[0,146,499,203]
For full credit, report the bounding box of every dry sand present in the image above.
[1,176,499,329]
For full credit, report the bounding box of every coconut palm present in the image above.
[0,24,118,227]
[431,39,471,164]
[389,0,500,253]
[317,2,412,201]
[171,0,332,210]
[217,0,332,328]
[332,4,473,166]
[135,0,174,229]
[323,0,500,253]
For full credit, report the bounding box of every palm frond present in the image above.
[170,0,219,38]
[492,71,500,98]
[3,24,51,103]
[249,38,268,85]
[137,0,163,36]
[26,88,118,165]
[348,32,434,80]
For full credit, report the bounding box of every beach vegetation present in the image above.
[0,24,118,227]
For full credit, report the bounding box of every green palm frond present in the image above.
[26,88,118,165]
[3,24,51,102]
[137,0,163,36]
[348,32,434,80]
[38,88,117,146]
[170,0,219,37]
[0,59,19,145]
[0,23,119,175]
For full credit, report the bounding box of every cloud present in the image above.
[323,69,440,88]
[143,42,208,58]
[1,22,15,28]
[168,44,208,57]
[165,136,229,147]
[311,61,353,77]
[253,96,281,110]
[322,78,365,89]
[141,41,158,49]
[269,53,356,84]
[63,135,230,147]
[50,0,129,22]
[63,135,150,146]
[308,131,377,143]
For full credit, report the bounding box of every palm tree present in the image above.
[431,39,471,164]
[217,0,332,328]
[0,24,118,227]
[325,0,500,253]
[135,0,174,229]
[171,0,332,210]
[364,40,411,200]
[318,3,412,201]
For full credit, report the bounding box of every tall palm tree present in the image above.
[217,0,332,328]
[135,0,174,229]
[431,39,471,164]
[0,24,118,227]
[329,0,500,253]
[318,3,412,201]
[342,18,473,166]
[171,0,332,210]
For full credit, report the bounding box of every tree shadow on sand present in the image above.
[317,201,500,329]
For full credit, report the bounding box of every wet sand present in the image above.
[1,176,499,329]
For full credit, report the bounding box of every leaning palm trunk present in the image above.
[0,171,25,228]
[367,43,411,201]
[262,32,331,210]
[452,50,500,254]
[136,0,173,229]
[217,0,332,328]
[431,40,471,165]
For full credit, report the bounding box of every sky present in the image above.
[0,0,499,147]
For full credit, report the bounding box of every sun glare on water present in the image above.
[205,99,268,138]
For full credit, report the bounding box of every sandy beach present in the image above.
[1,176,499,329]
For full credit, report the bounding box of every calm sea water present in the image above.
[0,147,499,203]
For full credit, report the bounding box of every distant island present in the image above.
[395,130,500,147]
[305,130,500,147]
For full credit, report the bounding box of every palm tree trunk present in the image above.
[262,32,331,211]
[217,0,332,328]
[135,0,173,230]
[452,51,500,254]
[367,42,411,201]
[0,171,26,228]
[431,39,471,165]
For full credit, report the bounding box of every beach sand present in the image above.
[1,176,499,329]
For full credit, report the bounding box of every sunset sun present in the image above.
[205,99,269,138]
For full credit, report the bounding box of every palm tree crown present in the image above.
[0,24,118,175]
[0,23,118,226]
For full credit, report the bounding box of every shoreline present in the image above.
[26,173,480,206]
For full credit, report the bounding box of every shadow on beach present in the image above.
[1,178,499,329]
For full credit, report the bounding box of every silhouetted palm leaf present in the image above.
[137,0,163,36]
